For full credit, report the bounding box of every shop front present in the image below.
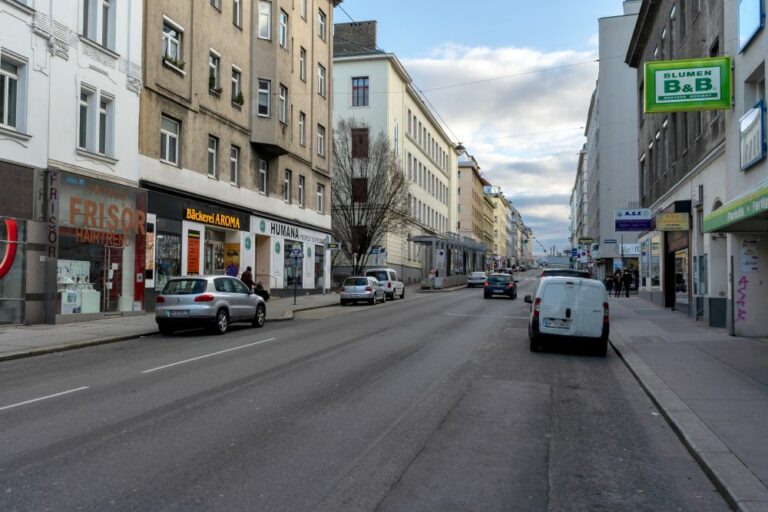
[703,182,768,337]
[143,189,251,308]
[637,232,663,306]
[0,217,26,324]
[251,215,331,293]
[56,172,147,319]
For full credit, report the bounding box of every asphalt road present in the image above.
[0,275,730,511]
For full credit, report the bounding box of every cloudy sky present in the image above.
[336,0,627,255]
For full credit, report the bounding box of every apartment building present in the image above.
[457,154,484,243]
[333,21,464,283]
[138,0,340,307]
[484,185,514,268]
[627,0,726,321]
[1,0,144,324]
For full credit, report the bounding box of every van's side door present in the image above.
[575,282,604,338]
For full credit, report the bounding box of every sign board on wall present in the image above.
[644,57,732,113]
[655,212,690,231]
[740,101,766,170]
[615,208,652,231]
[187,230,200,274]
[739,0,764,51]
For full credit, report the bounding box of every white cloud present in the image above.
[402,44,597,253]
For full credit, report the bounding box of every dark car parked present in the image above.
[483,273,517,300]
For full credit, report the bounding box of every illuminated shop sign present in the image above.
[184,208,242,229]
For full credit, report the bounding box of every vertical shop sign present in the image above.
[740,239,759,273]
[188,230,200,275]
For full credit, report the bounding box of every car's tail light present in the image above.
[483,282,490,287]
[533,297,542,319]
[540,271,545,277]
[156,296,165,303]
[603,302,610,324]
[365,286,373,292]
[506,283,515,289]
[194,293,215,302]
[387,282,392,288]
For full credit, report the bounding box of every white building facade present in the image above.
[1,0,144,325]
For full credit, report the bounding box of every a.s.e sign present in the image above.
[645,57,732,113]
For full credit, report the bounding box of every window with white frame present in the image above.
[316,183,325,213]
[78,89,91,149]
[284,169,292,202]
[300,0,307,19]
[233,0,242,27]
[231,67,242,104]
[258,79,270,116]
[317,124,325,157]
[258,159,268,193]
[207,135,218,178]
[162,20,183,65]
[0,58,20,129]
[298,175,305,206]
[318,9,327,41]
[230,145,239,184]
[278,84,288,123]
[97,96,113,155]
[279,10,289,49]
[317,64,326,97]
[82,0,115,50]
[209,51,220,90]
[210,0,221,9]
[299,47,306,81]
[160,115,179,165]
[258,1,271,40]
[299,111,306,146]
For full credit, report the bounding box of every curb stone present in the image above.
[609,327,768,512]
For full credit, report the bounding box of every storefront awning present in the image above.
[703,181,768,233]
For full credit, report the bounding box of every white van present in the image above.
[524,277,609,356]
[365,268,405,300]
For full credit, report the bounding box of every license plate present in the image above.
[493,290,506,294]
[543,318,569,329]
[169,310,189,317]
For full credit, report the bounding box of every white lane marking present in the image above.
[442,313,530,320]
[0,386,90,412]
[142,338,277,374]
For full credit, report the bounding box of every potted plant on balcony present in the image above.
[233,90,245,107]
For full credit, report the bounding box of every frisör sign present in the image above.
[645,57,732,113]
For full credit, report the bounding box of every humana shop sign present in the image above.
[645,57,732,113]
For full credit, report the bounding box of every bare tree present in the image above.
[332,118,409,276]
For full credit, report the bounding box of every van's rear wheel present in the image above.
[594,339,608,357]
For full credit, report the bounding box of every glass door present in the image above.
[102,246,123,312]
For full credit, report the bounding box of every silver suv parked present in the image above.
[365,268,405,300]
[155,276,267,335]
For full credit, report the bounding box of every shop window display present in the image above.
[155,233,181,289]
[205,229,226,275]
[0,218,25,324]
[675,248,689,305]
[284,240,302,287]
[314,244,324,289]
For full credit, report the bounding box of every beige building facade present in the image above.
[139,0,340,308]
[457,154,485,243]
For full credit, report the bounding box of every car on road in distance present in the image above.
[467,271,487,287]
[525,276,609,356]
[483,273,517,300]
[539,268,592,279]
[156,276,267,335]
[340,276,386,305]
[365,268,405,300]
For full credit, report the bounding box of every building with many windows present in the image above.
[1,0,144,325]
[138,0,340,307]
[333,21,470,283]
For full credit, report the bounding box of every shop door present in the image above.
[102,246,123,312]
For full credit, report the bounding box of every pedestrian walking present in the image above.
[605,276,614,294]
[622,269,633,298]
[613,270,622,298]
[240,266,255,291]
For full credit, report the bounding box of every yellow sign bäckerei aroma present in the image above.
[184,208,241,229]
[655,212,689,231]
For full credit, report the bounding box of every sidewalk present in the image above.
[0,292,343,362]
[608,297,768,512]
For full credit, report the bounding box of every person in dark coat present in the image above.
[240,266,255,291]
[622,270,633,298]
[613,270,622,298]
[605,276,614,294]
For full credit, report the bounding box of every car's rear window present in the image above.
[162,279,207,295]
[487,275,511,283]
[470,272,486,278]
[542,270,591,278]
[366,271,388,281]
[344,278,369,286]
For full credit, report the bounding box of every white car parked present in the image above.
[365,268,405,300]
[524,276,609,356]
